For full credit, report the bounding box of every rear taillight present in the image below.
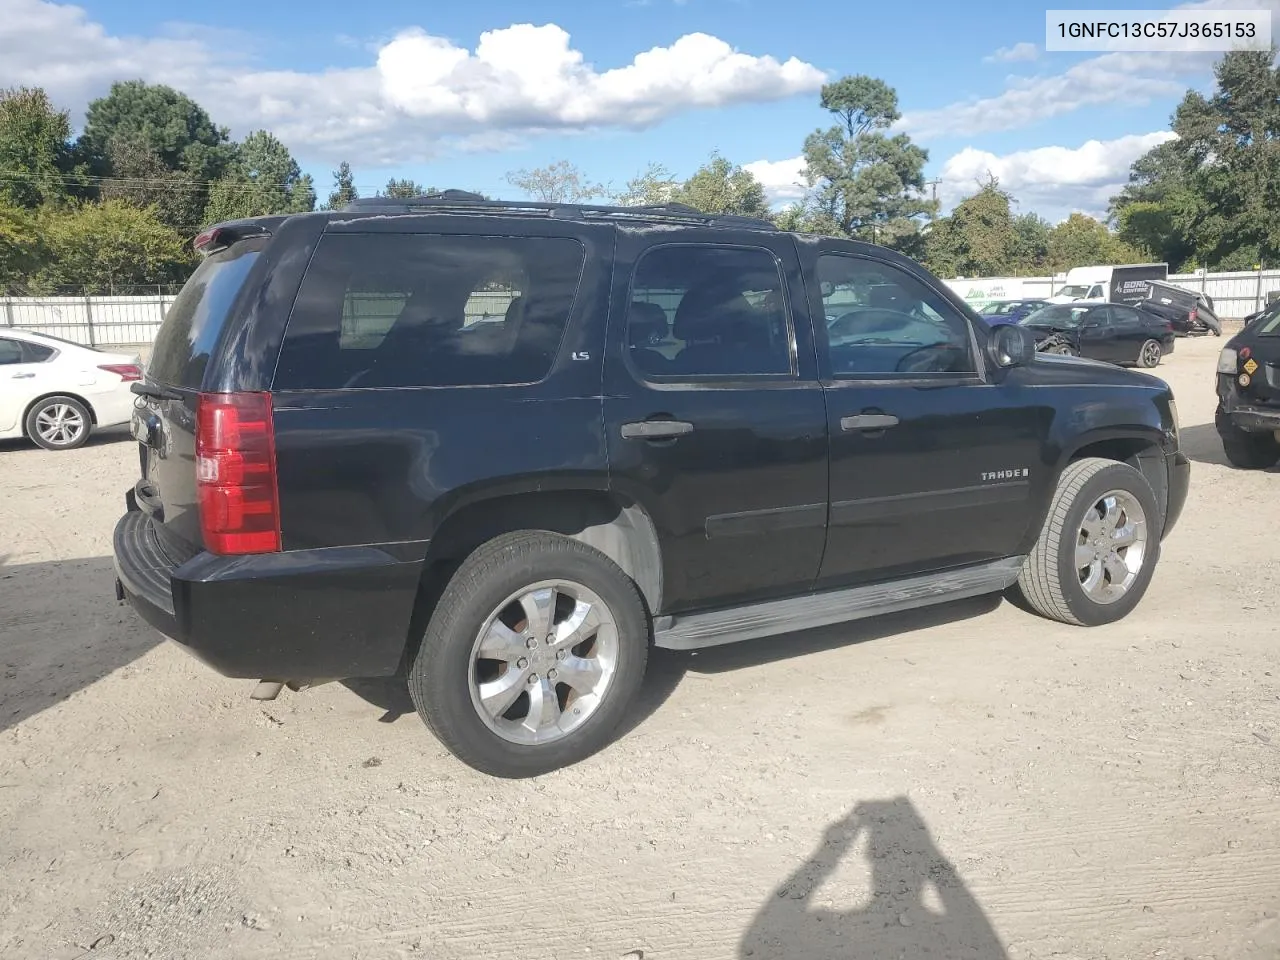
[1189,307,1198,323]
[98,364,142,382]
[195,392,281,555]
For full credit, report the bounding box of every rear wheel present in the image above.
[25,396,91,450]
[408,531,649,778]
[1016,458,1160,626]
[1137,339,1163,368]
[1219,422,1280,470]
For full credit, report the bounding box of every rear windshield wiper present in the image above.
[130,382,183,401]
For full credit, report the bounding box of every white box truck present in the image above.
[1048,263,1169,305]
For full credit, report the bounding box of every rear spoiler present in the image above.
[193,216,288,256]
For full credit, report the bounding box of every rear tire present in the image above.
[1016,458,1161,626]
[25,396,92,450]
[1137,339,1163,368]
[1219,423,1280,470]
[408,531,650,778]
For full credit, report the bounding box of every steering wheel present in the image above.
[894,342,967,374]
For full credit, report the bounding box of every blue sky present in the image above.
[3,0,1276,221]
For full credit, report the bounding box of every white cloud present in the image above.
[938,131,1178,221]
[0,0,825,164]
[902,0,1280,139]
[743,155,808,204]
[984,42,1038,63]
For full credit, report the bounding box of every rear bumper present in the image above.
[113,509,426,680]
[1216,398,1280,434]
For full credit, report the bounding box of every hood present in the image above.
[1023,350,1165,388]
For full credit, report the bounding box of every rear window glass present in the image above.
[148,239,265,387]
[273,233,585,390]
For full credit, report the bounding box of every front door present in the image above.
[603,228,829,615]
[800,243,1046,588]
[1076,305,1123,362]
[0,336,50,433]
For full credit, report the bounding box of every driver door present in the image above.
[801,244,1043,589]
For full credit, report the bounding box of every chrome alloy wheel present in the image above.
[1076,489,1148,604]
[468,579,620,745]
[35,402,87,447]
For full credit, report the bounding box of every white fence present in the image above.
[2,295,178,349]
[5,267,1280,350]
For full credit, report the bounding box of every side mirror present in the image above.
[819,281,835,298]
[989,323,1036,369]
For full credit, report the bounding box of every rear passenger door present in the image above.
[603,228,828,615]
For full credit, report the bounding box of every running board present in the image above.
[653,557,1024,651]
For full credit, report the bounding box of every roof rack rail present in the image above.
[342,190,776,231]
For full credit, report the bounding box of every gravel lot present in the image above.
[1,333,1277,960]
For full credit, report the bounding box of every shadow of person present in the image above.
[741,797,1008,960]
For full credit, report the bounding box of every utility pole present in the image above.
[924,178,942,221]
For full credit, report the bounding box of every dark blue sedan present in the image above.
[979,299,1052,325]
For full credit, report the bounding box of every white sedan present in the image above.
[0,329,142,451]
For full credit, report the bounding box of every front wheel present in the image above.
[1016,458,1161,626]
[25,396,92,450]
[1137,339,1163,368]
[408,531,650,778]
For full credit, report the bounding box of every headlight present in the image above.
[1217,347,1238,373]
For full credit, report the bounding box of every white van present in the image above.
[1049,263,1168,305]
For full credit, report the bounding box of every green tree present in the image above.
[924,178,1017,277]
[1110,48,1280,270]
[1047,213,1145,271]
[99,135,204,232]
[381,178,429,198]
[202,131,316,224]
[0,87,79,208]
[670,152,768,217]
[80,80,233,184]
[0,200,47,293]
[613,162,678,207]
[800,75,934,246]
[505,160,604,203]
[38,200,191,293]
[327,161,358,208]
[1011,212,1052,273]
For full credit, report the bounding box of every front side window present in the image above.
[275,233,586,389]
[626,245,793,378]
[0,338,22,365]
[818,255,975,377]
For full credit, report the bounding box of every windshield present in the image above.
[1021,305,1090,328]
[1055,284,1092,299]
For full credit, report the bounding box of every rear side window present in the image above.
[149,239,265,387]
[274,233,586,390]
[0,338,22,365]
[23,341,54,361]
[626,245,793,378]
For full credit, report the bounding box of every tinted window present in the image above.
[1108,306,1141,328]
[1022,305,1091,329]
[818,255,975,376]
[626,245,792,378]
[149,239,265,387]
[275,234,585,389]
[22,341,54,361]
[0,338,22,365]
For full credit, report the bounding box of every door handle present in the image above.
[841,414,899,432]
[620,419,695,440]
[11,372,35,379]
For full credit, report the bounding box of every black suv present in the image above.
[113,193,1190,777]
[1216,299,1280,469]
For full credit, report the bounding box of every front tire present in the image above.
[1016,458,1161,626]
[1137,339,1163,368]
[25,396,92,450]
[408,531,650,778]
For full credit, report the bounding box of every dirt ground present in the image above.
[1,333,1277,960]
